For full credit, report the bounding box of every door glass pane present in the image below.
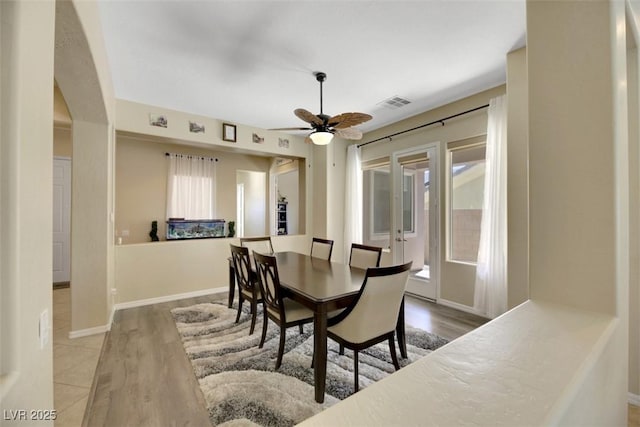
[372,170,390,234]
[400,161,428,280]
[402,174,414,233]
[363,167,392,250]
[449,144,486,263]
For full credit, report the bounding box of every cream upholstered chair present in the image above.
[229,244,262,335]
[349,243,383,269]
[340,243,385,355]
[240,236,274,255]
[310,237,334,260]
[253,252,314,370]
[327,261,412,393]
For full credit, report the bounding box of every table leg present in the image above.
[313,310,328,403]
[396,297,407,359]
[228,261,235,308]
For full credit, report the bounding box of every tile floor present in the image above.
[52,287,105,427]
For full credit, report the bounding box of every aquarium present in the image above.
[166,219,226,240]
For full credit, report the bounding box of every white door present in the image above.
[391,145,439,300]
[53,157,71,283]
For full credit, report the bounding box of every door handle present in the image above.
[395,237,407,242]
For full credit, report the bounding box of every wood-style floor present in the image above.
[83,293,487,426]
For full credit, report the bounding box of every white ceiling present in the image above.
[97,1,526,135]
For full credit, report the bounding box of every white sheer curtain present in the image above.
[344,144,363,263]
[166,153,217,219]
[474,95,508,318]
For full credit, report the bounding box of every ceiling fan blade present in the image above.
[304,135,313,144]
[328,112,373,129]
[295,108,323,126]
[269,127,313,131]
[335,127,363,140]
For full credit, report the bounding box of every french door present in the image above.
[390,144,439,300]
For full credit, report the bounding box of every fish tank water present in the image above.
[166,219,226,240]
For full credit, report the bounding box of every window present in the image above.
[369,169,414,237]
[448,143,486,264]
[166,153,217,219]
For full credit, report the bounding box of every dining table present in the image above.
[228,251,407,403]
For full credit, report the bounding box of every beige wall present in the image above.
[71,121,112,331]
[506,47,529,310]
[527,0,628,421]
[111,101,316,305]
[53,83,71,126]
[116,99,309,160]
[114,234,310,304]
[53,126,72,158]
[327,140,347,262]
[115,135,273,244]
[528,1,617,315]
[0,0,55,419]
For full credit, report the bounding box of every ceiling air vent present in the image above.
[378,96,411,110]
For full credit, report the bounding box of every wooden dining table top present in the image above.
[271,252,366,303]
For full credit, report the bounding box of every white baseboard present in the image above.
[629,392,640,406]
[69,325,109,339]
[438,298,486,317]
[112,286,227,314]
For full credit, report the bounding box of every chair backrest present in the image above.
[240,236,273,255]
[253,252,284,316]
[229,244,255,294]
[310,237,334,260]
[329,261,412,343]
[349,243,383,269]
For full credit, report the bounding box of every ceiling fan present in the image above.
[270,72,372,145]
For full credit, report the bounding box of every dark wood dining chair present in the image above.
[327,261,413,393]
[253,252,314,370]
[310,237,334,260]
[349,243,383,269]
[229,244,262,335]
[240,236,274,255]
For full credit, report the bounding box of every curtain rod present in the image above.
[165,152,218,162]
[357,104,490,148]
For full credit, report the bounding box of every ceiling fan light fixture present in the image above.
[309,130,334,145]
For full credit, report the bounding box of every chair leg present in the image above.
[275,325,286,370]
[299,324,304,334]
[249,299,257,335]
[339,344,345,355]
[235,294,244,323]
[353,350,359,393]
[259,311,268,348]
[389,335,400,370]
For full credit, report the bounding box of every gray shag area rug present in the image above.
[171,298,448,426]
